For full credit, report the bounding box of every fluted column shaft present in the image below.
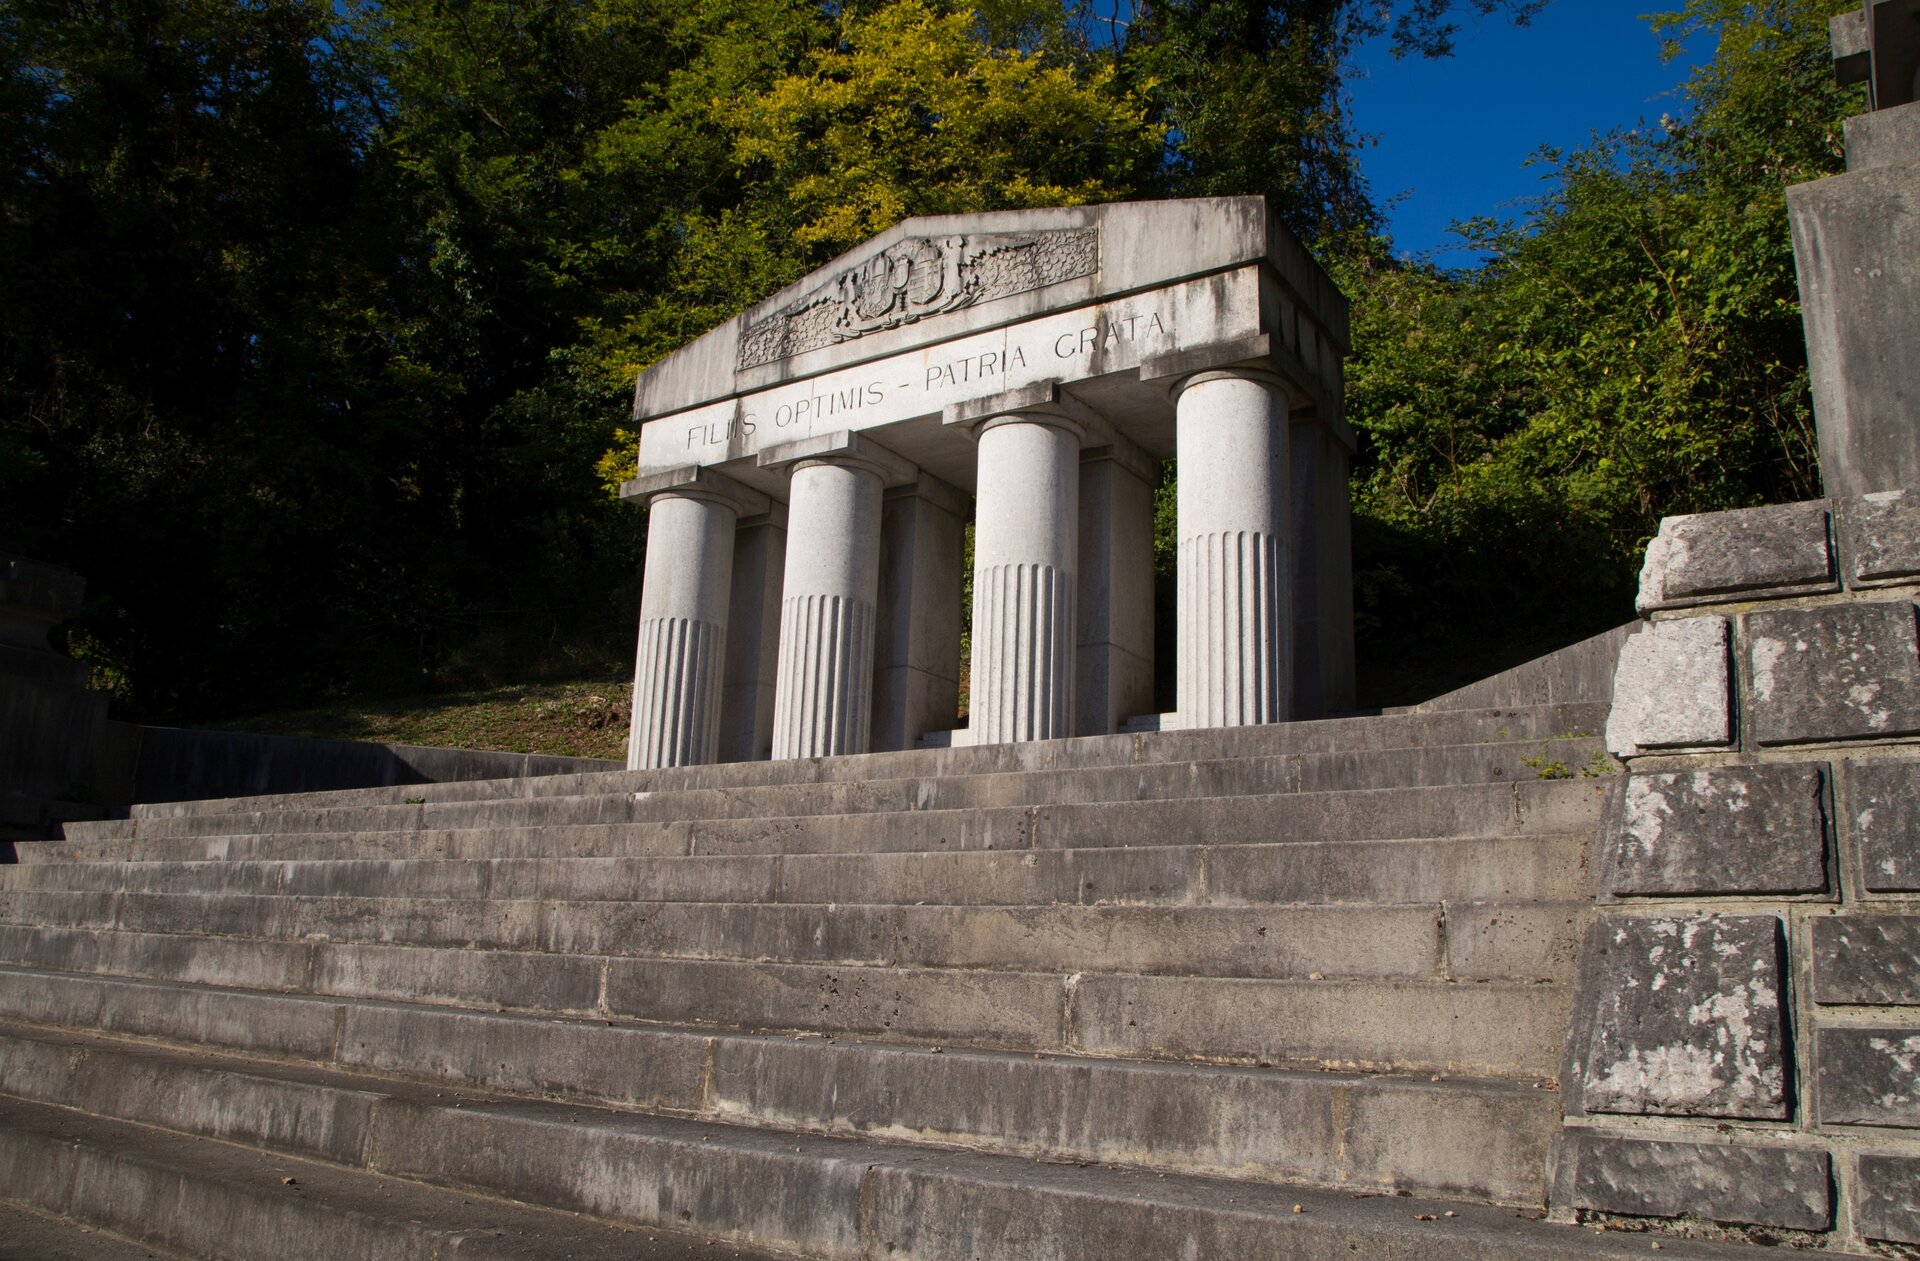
[1175,370,1292,727]
[969,414,1081,744]
[628,492,737,769]
[770,458,885,759]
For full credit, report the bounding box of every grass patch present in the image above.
[212,679,633,760]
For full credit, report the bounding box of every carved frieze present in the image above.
[736,228,1099,371]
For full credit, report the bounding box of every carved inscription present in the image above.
[686,305,1170,454]
[736,228,1099,370]
[640,267,1255,474]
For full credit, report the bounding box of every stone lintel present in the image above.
[619,465,772,516]
[755,430,918,486]
[1556,1130,1831,1230]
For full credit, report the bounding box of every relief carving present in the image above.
[737,227,1099,371]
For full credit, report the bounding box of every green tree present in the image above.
[1337,0,1851,700]
[587,0,1164,488]
[0,0,421,713]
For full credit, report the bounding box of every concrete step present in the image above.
[0,1203,186,1261]
[30,777,1611,865]
[0,1017,1557,1204]
[0,832,1597,907]
[0,933,1572,1078]
[0,1027,1760,1261]
[68,734,1611,849]
[0,1093,792,1261]
[119,700,1612,822]
[0,894,1587,984]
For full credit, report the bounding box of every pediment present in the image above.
[633,197,1345,423]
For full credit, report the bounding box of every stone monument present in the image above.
[620,197,1355,769]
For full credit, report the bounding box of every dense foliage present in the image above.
[1337,0,1855,695]
[0,0,1857,715]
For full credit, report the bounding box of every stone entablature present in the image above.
[1558,489,1920,1251]
[633,199,1347,429]
[620,198,1357,767]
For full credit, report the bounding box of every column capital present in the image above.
[941,382,1097,444]
[620,465,772,516]
[1138,333,1274,387]
[1142,334,1330,414]
[755,430,916,486]
[1167,365,1293,405]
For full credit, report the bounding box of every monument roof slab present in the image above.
[629,197,1350,496]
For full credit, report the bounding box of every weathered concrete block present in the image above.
[1747,603,1920,745]
[1838,489,1920,587]
[1858,1152,1920,1244]
[1637,502,1835,611]
[1566,914,1790,1119]
[1556,1130,1831,1229]
[1070,974,1565,1078]
[1844,99,1920,173]
[1849,756,1920,891]
[1811,915,1920,1005]
[1600,765,1828,898]
[1606,617,1732,758]
[1790,161,1920,499]
[1817,1026,1920,1127]
[1789,161,1920,502]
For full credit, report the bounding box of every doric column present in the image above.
[622,468,769,770]
[951,393,1085,744]
[873,473,967,752]
[760,433,909,759]
[718,505,786,763]
[1174,369,1292,727]
[1288,415,1357,719]
[1076,441,1158,736]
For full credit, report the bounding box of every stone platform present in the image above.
[0,697,1761,1260]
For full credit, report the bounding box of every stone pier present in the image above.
[622,198,1354,768]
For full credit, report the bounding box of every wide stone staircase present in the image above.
[0,702,1771,1259]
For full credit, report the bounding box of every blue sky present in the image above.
[1345,3,1711,260]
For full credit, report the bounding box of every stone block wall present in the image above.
[1555,490,1920,1251]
